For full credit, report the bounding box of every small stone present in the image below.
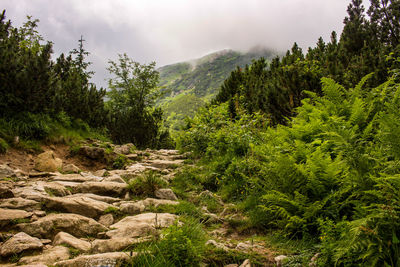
[275,255,288,267]
[0,198,40,211]
[62,163,80,173]
[102,175,126,184]
[236,242,252,251]
[155,188,178,200]
[93,169,108,177]
[205,240,229,251]
[0,232,43,257]
[98,214,114,227]
[239,259,251,267]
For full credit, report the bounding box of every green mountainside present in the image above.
[157,48,277,130]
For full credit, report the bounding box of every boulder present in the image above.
[17,213,108,239]
[155,188,178,200]
[0,232,43,257]
[79,146,105,160]
[114,143,135,155]
[98,214,114,227]
[106,213,177,239]
[0,198,40,211]
[19,246,70,266]
[76,181,128,197]
[42,196,113,218]
[53,232,91,252]
[61,163,80,173]
[34,151,63,172]
[0,208,32,228]
[55,251,131,267]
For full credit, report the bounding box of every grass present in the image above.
[128,171,168,198]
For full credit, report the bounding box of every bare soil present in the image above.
[0,144,106,173]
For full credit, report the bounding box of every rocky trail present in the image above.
[0,144,276,267]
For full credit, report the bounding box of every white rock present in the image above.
[155,188,178,200]
[0,232,43,257]
[19,245,70,266]
[53,232,91,252]
[55,251,132,267]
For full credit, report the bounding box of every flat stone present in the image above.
[0,232,43,257]
[53,232,91,252]
[0,208,32,228]
[155,188,178,200]
[19,245,70,266]
[75,181,128,197]
[106,213,177,239]
[52,173,101,183]
[55,251,132,267]
[64,193,120,204]
[11,186,48,201]
[143,159,183,169]
[0,198,40,211]
[17,213,108,239]
[42,196,113,218]
[91,237,149,253]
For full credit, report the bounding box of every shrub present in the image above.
[128,171,167,197]
[0,137,8,153]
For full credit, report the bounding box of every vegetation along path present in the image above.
[0,142,286,266]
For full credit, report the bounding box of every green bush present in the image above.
[132,219,206,266]
[128,171,167,197]
[0,137,8,153]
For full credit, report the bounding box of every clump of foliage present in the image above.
[0,11,172,150]
[177,1,400,265]
[128,171,168,197]
[106,53,173,148]
[131,219,206,267]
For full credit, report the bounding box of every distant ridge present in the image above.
[157,47,278,130]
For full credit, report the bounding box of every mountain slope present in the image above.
[158,48,278,130]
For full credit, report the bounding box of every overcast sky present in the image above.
[3,0,354,88]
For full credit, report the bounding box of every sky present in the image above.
[2,0,353,88]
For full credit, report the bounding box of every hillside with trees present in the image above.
[158,48,277,131]
[1,0,400,266]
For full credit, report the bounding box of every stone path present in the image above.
[0,149,186,266]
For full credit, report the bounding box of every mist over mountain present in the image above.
[157,47,278,130]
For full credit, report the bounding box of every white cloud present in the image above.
[2,0,352,87]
